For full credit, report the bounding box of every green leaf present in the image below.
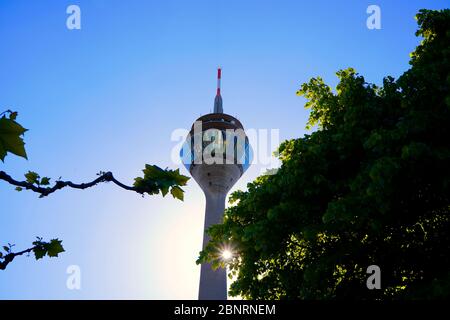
[0,116,28,161]
[3,246,10,253]
[133,164,189,199]
[160,186,169,197]
[40,177,51,186]
[15,187,23,192]
[33,246,46,260]
[9,112,18,121]
[46,239,65,257]
[170,186,184,201]
[25,171,39,184]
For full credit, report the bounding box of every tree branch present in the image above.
[0,171,140,197]
[0,246,35,270]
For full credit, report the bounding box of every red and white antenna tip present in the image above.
[214,67,223,113]
[216,67,221,95]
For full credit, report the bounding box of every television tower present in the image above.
[180,68,251,300]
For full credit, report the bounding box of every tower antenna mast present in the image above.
[214,67,223,113]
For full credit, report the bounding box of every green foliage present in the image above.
[40,177,51,186]
[199,9,450,299]
[0,111,27,161]
[32,238,65,259]
[25,171,39,184]
[133,164,189,200]
[0,112,189,200]
[0,238,64,269]
[170,185,184,201]
[23,171,51,187]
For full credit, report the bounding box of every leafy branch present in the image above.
[0,110,190,270]
[0,238,64,270]
[0,165,189,200]
[0,110,189,199]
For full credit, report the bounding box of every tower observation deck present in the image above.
[180,68,251,300]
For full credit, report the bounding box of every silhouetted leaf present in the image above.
[170,186,184,201]
[0,115,28,161]
[46,239,64,257]
[24,171,39,184]
[33,246,46,260]
[133,164,189,200]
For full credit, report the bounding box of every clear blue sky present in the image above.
[0,0,448,299]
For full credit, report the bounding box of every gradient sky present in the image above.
[0,0,448,299]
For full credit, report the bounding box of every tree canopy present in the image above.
[199,9,450,299]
